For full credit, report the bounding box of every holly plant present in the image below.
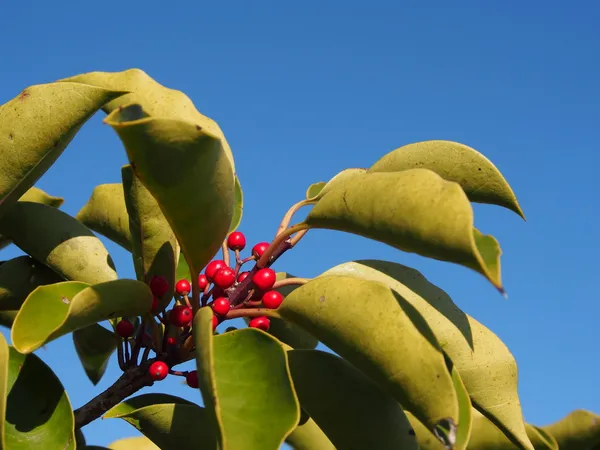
[0,69,596,450]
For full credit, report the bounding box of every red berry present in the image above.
[227,232,247,251]
[252,242,269,258]
[166,337,177,346]
[116,320,134,338]
[198,274,209,290]
[212,297,231,316]
[205,260,227,281]
[252,268,276,291]
[186,370,199,388]
[175,279,191,296]
[169,305,193,327]
[237,271,249,283]
[213,267,236,289]
[249,316,270,331]
[262,290,284,309]
[148,361,168,381]
[151,296,159,312]
[149,275,169,297]
[212,314,219,330]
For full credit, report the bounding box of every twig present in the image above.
[221,240,230,266]
[225,308,282,320]
[273,277,309,289]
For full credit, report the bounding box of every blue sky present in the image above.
[1,1,599,447]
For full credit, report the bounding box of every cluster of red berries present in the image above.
[114,231,286,383]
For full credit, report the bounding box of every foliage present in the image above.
[0,69,595,450]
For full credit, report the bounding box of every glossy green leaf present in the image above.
[104,394,215,449]
[0,255,62,310]
[0,81,124,218]
[0,202,117,284]
[76,183,131,251]
[369,140,525,219]
[229,176,244,233]
[194,309,300,450]
[0,187,64,251]
[279,275,459,439]
[304,169,503,290]
[305,169,367,202]
[12,279,152,353]
[105,103,235,279]
[175,252,191,282]
[122,165,179,305]
[542,410,600,450]
[305,182,326,201]
[286,418,335,450]
[73,324,117,385]
[108,436,160,450]
[288,349,418,449]
[321,260,533,450]
[4,345,75,449]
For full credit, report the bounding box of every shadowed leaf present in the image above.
[286,417,335,450]
[303,169,503,290]
[288,349,419,450]
[542,410,600,450]
[0,202,117,284]
[322,260,533,450]
[12,279,153,353]
[369,140,525,219]
[175,253,191,283]
[76,183,131,251]
[279,275,458,440]
[122,165,179,307]
[73,324,117,385]
[0,81,124,218]
[104,394,215,450]
[0,311,17,329]
[194,310,299,450]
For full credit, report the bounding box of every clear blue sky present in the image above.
[1,1,598,447]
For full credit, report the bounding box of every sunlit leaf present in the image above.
[369,140,525,219]
[0,202,117,284]
[286,417,336,450]
[108,436,160,450]
[12,279,152,353]
[229,175,244,233]
[542,409,600,450]
[0,81,124,218]
[76,183,131,251]
[73,324,117,385]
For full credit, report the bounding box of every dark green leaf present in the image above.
[73,324,117,385]
[286,417,335,450]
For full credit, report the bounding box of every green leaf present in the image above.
[286,417,335,450]
[122,165,179,306]
[278,275,459,439]
[288,349,419,450]
[0,187,64,251]
[12,279,152,353]
[105,104,235,279]
[175,252,191,282]
[541,410,600,450]
[0,81,125,219]
[108,437,160,450]
[368,140,525,219]
[4,344,76,449]
[0,255,62,310]
[321,260,533,450]
[527,425,559,450]
[76,183,132,251]
[229,176,244,233]
[305,182,326,201]
[0,202,117,284]
[303,169,504,290]
[104,394,216,449]
[305,169,367,203]
[72,324,117,385]
[194,309,300,450]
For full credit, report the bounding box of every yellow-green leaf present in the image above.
[194,309,299,450]
[105,104,235,280]
[305,182,326,201]
[12,279,152,353]
[175,252,191,283]
[322,260,533,450]
[122,164,179,306]
[73,324,117,385]
[76,183,132,251]
[104,394,216,450]
[304,169,503,290]
[369,140,525,219]
[0,202,117,284]
[305,169,368,203]
[542,410,600,450]
[4,344,76,449]
[527,425,559,450]
[288,349,418,450]
[278,275,459,439]
[108,436,160,450]
[286,418,335,450]
[0,255,62,310]
[0,81,125,218]
[229,175,244,233]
